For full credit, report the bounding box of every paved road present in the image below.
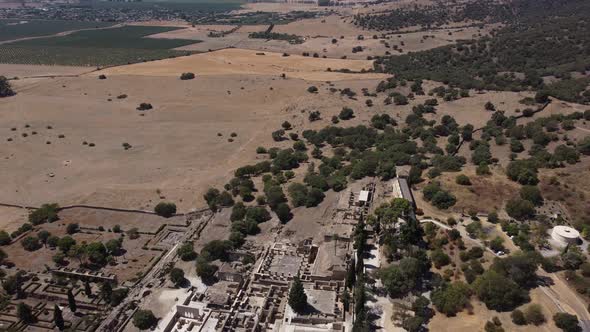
[538,270,590,332]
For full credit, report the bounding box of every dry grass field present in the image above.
[94,48,386,80]
[0,64,92,78]
[0,51,386,220]
[145,15,494,59]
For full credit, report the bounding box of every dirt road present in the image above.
[538,270,590,331]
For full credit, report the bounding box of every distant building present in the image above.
[391,177,416,209]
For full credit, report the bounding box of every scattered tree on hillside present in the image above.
[154,202,176,218]
[0,76,15,98]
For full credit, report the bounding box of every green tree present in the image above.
[553,312,581,332]
[524,304,545,325]
[338,107,354,120]
[132,310,157,330]
[67,289,77,312]
[84,280,92,297]
[170,267,185,287]
[561,246,586,270]
[489,236,505,253]
[520,185,543,206]
[105,238,122,255]
[288,276,307,314]
[66,223,79,234]
[196,258,218,283]
[180,72,195,80]
[21,236,41,251]
[473,270,529,311]
[37,230,50,246]
[100,282,112,302]
[17,302,35,324]
[456,174,471,185]
[154,202,177,218]
[476,162,491,175]
[201,240,233,261]
[53,253,65,265]
[511,309,527,325]
[431,249,451,268]
[432,282,471,316]
[275,203,292,223]
[578,136,590,156]
[177,242,197,261]
[28,203,59,225]
[0,76,16,98]
[0,230,10,245]
[506,198,535,220]
[54,304,65,330]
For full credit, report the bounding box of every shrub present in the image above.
[338,107,355,120]
[473,270,529,311]
[307,86,318,93]
[511,309,527,325]
[456,174,471,185]
[21,236,41,251]
[201,240,233,261]
[66,223,79,235]
[282,121,292,130]
[505,198,535,220]
[169,267,185,286]
[272,129,285,141]
[0,76,16,98]
[524,304,545,326]
[553,312,581,332]
[431,249,450,268]
[180,72,195,80]
[154,202,177,218]
[0,231,10,245]
[132,310,157,330]
[520,185,543,206]
[476,162,491,175]
[309,111,321,121]
[431,282,471,316]
[29,203,59,225]
[177,242,197,261]
[275,203,292,223]
[136,103,153,111]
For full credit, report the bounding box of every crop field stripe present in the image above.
[7,26,199,49]
[0,19,115,42]
[0,46,195,67]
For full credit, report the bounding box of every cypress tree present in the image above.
[67,289,77,312]
[17,302,35,324]
[54,304,64,330]
[84,280,92,297]
[346,259,356,289]
[101,282,112,303]
[288,276,307,314]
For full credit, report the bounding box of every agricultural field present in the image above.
[0,19,114,42]
[0,25,198,66]
[89,0,243,13]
